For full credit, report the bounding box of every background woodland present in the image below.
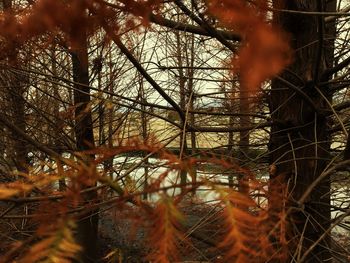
[0,0,349,262]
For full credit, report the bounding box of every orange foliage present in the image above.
[118,0,163,23]
[0,137,291,262]
[0,171,60,200]
[207,0,291,92]
[0,0,290,90]
[0,0,163,55]
[145,195,184,263]
[16,219,81,263]
[214,184,288,262]
[0,1,293,262]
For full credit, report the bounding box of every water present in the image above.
[111,156,350,236]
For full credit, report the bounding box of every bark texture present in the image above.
[269,1,335,261]
[72,26,98,263]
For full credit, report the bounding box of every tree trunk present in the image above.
[175,28,188,188]
[186,32,197,194]
[139,76,149,200]
[7,71,28,173]
[238,84,250,194]
[239,88,250,161]
[225,79,237,188]
[344,132,350,160]
[269,1,335,261]
[51,46,66,191]
[71,25,98,263]
[1,0,28,174]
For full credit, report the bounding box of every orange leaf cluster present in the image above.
[16,219,81,263]
[216,186,288,262]
[118,0,163,20]
[145,195,184,263]
[0,0,113,56]
[0,0,163,57]
[0,182,32,199]
[207,0,291,93]
[0,136,293,262]
[0,172,61,200]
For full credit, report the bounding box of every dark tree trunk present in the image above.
[51,47,66,190]
[139,77,150,200]
[175,29,188,188]
[239,88,250,161]
[1,0,28,174]
[344,132,350,160]
[8,72,28,173]
[238,86,250,194]
[269,1,335,261]
[71,26,98,263]
[187,35,197,194]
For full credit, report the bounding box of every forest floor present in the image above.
[97,196,350,263]
[98,196,223,262]
[1,197,349,262]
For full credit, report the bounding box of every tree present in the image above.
[0,1,350,262]
[70,4,98,261]
[0,0,29,174]
[269,1,338,261]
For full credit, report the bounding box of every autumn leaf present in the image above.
[0,183,33,199]
[207,0,291,93]
[146,195,185,263]
[0,187,20,199]
[17,219,81,263]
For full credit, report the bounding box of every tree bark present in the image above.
[175,27,188,188]
[0,0,28,174]
[269,1,335,261]
[71,23,98,263]
[238,84,250,195]
[344,132,350,160]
